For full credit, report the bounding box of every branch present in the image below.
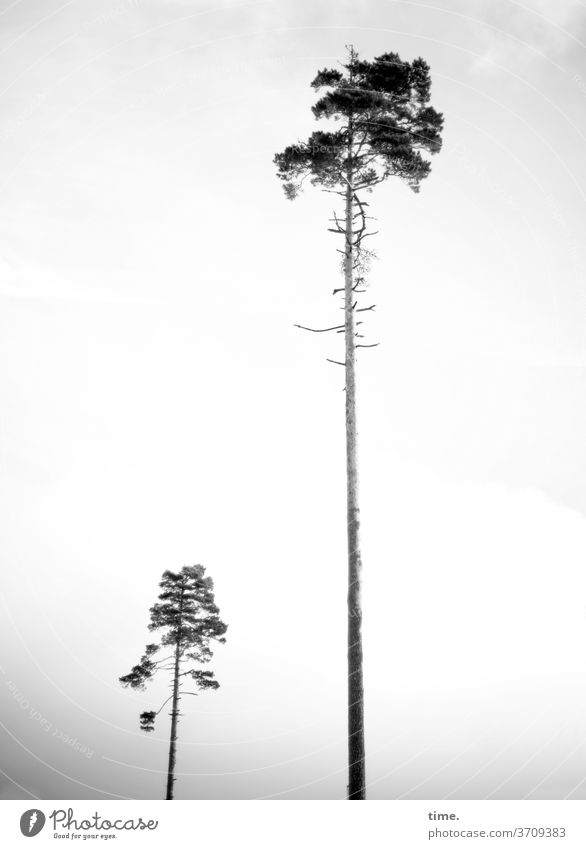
[357,305,376,312]
[155,695,174,716]
[294,323,345,333]
[354,128,369,158]
[330,211,346,232]
[153,656,174,666]
[326,358,346,366]
[353,193,368,240]
[356,342,380,348]
[354,176,386,190]
[336,321,363,333]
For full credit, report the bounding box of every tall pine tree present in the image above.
[274,46,443,799]
[120,565,227,799]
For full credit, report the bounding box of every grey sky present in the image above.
[1,0,586,799]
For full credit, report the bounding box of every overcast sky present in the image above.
[1,0,586,800]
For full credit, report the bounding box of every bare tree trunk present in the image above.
[166,587,184,800]
[344,176,366,800]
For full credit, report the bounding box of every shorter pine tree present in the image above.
[120,564,227,799]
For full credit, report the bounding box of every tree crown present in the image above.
[119,564,227,731]
[274,47,443,197]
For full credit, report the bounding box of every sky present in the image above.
[1,0,586,800]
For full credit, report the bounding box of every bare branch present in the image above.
[294,323,345,333]
[326,358,346,366]
[154,695,174,716]
[332,211,345,232]
[356,342,380,348]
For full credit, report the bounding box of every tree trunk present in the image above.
[165,587,184,800]
[344,177,366,800]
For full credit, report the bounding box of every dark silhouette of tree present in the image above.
[274,46,443,800]
[120,565,227,799]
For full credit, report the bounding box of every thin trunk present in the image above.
[165,585,184,800]
[345,174,366,798]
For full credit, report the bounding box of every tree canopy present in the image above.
[274,48,443,198]
[119,565,227,732]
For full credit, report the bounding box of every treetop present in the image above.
[274,46,443,198]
